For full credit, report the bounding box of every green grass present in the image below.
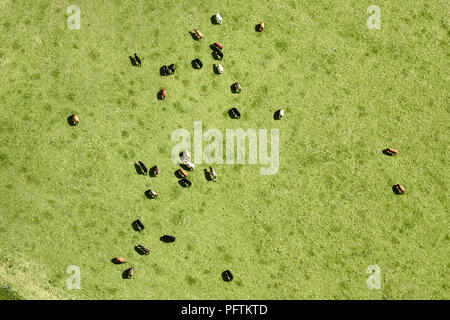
[0,0,449,299]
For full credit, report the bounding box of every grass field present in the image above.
[0,0,448,300]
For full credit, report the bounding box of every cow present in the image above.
[193,58,203,69]
[229,107,241,119]
[209,167,217,180]
[126,267,134,279]
[234,82,242,93]
[178,168,188,177]
[150,165,160,177]
[395,184,406,194]
[161,235,175,243]
[278,108,285,120]
[134,53,141,66]
[193,28,204,39]
[214,48,223,60]
[180,178,192,187]
[137,244,150,255]
[222,270,233,282]
[163,65,170,75]
[114,257,126,264]
[214,42,224,50]
[215,13,223,24]
[385,148,398,156]
[216,63,224,74]
[161,88,167,99]
[184,161,196,171]
[134,219,145,231]
[138,161,148,175]
[181,150,191,162]
[259,21,265,31]
[72,114,79,125]
[168,64,175,74]
[146,189,158,199]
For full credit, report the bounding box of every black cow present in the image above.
[137,244,150,255]
[134,219,144,231]
[138,161,148,175]
[168,64,175,74]
[179,178,192,188]
[194,58,203,69]
[160,235,175,243]
[134,53,141,66]
[222,270,233,282]
[214,48,223,60]
[229,108,241,119]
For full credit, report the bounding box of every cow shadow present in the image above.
[392,185,402,195]
[129,56,139,67]
[204,169,213,181]
[67,115,77,126]
[134,163,144,175]
[255,24,263,32]
[157,90,165,100]
[228,108,240,119]
[179,163,192,171]
[273,110,281,120]
[382,149,393,156]
[122,269,132,279]
[210,15,219,25]
[189,31,202,41]
[160,66,169,76]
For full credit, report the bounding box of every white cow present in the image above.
[216,13,223,24]
[217,63,224,74]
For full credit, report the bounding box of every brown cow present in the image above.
[395,184,406,194]
[260,21,265,31]
[162,88,167,99]
[193,28,204,39]
[178,168,188,177]
[114,257,126,264]
[214,42,224,50]
[72,114,79,125]
[386,148,398,155]
[126,267,134,279]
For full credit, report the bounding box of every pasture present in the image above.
[0,0,448,299]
